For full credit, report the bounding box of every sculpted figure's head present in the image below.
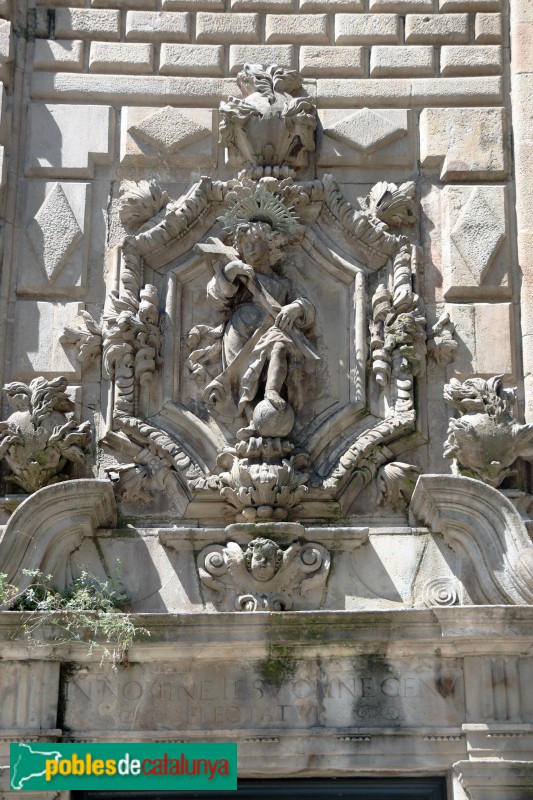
[244,537,283,582]
[233,221,287,271]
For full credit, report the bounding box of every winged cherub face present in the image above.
[245,538,282,582]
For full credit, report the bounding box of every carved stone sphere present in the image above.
[253,399,294,438]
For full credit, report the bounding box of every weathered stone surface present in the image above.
[121,106,216,166]
[445,302,513,376]
[196,12,260,43]
[89,42,154,73]
[33,39,84,72]
[27,183,83,283]
[229,44,293,74]
[54,8,120,39]
[441,185,510,298]
[370,45,435,77]
[12,302,85,377]
[475,11,503,42]
[265,14,329,44]
[160,43,224,75]
[125,10,190,41]
[26,103,114,177]
[300,45,363,77]
[405,13,469,44]
[335,14,400,44]
[323,107,408,153]
[440,45,503,76]
[318,108,412,167]
[19,182,90,295]
[420,107,506,180]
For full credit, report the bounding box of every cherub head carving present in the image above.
[244,537,283,582]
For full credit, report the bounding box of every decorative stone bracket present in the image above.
[0,479,116,593]
[410,474,533,605]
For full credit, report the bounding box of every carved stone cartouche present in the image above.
[198,535,330,611]
[100,67,426,527]
[0,377,91,493]
[219,64,316,170]
[443,375,533,487]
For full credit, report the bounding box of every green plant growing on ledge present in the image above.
[0,562,148,665]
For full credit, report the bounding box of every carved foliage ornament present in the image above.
[95,65,426,521]
[220,64,316,170]
[443,374,533,488]
[0,377,91,493]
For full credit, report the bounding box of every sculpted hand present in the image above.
[224,259,255,284]
[275,302,302,331]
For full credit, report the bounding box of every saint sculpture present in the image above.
[188,186,319,444]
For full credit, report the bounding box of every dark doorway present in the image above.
[75,777,447,799]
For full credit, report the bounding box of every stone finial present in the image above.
[443,375,533,488]
[0,376,91,493]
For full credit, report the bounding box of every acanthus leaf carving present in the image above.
[220,64,316,171]
[443,375,533,488]
[118,179,169,233]
[358,181,417,230]
[376,461,422,509]
[0,377,91,493]
[198,536,330,611]
[60,309,103,366]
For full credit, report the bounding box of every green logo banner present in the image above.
[10,742,237,791]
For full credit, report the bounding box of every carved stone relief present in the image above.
[443,375,533,488]
[198,536,330,611]
[93,65,427,531]
[0,376,91,493]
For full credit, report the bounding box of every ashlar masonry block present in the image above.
[161,0,224,7]
[405,14,469,43]
[420,107,506,180]
[300,46,363,77]
[12,301,86,378]
[440,45,503,76]
[90,42,154,73]
[475,12,503,42]
[26,104,114,177]
[336,14,400,44]
[18,181,91,296]
[54,8,120,40]
[300,0,363,11]
[266,14,329,44]
[233,0,294,11]
[370,45,435,77]
[121,106,217,167]
[441,185,511,299]
[370,0,433,9]
[230,45,293,74]
[317,107,413,168]
[26,103,114,178]
[196,12,260,43]
[160,44,224,76]
[0,19,12,84]
[125,11,190,42]
[439,0,501,10]
[447,302,513,378]
[33,39,84,72]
